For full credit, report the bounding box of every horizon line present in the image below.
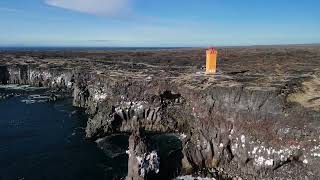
[0,43,320,49]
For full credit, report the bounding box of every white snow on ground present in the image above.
[179,133,187,140]
[230,134,313,167]
[91,87,108,102]
[175,175,216,180]
[136,151,160,177]
[67,81,73,88]
[93,93,107,102]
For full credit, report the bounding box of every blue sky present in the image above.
[0,0,319,47]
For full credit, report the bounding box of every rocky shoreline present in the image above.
[0,46,320,179]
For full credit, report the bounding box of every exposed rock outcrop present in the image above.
[126,128,160,180]
[1,46,320,179]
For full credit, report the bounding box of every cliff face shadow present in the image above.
[95,134,129,180]
[0,66,9,84]
[150,133,183,180]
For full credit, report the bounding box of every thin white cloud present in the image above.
[45,0,131,17]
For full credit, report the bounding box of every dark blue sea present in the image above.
[0,47,187,52]
[0,90,128,180]
[0,86,182,180]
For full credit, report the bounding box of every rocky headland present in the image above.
[0,45,320,179]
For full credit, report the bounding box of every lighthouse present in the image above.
[206,47,218,74]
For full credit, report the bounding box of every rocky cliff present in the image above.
[0,46,320,179]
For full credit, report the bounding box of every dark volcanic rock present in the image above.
[126,129,160,180]
[0,65,10,84]
[1,46,320,179]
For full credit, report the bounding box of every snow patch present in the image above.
[136,151,160,177]
[93,93,107,101]
[175,175,216,180]
[67,81,73,88]
[179,133,187,140]
[241,135,246,143]
[92,87,108,102]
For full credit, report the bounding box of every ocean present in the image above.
[0,47,188,52]
[0,87,127,180]
[0,86,182,180]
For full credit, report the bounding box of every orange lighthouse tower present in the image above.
[206,47,218,74]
